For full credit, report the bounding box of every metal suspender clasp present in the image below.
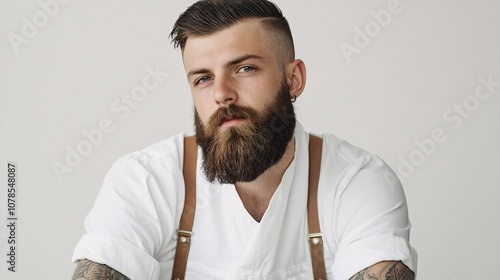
[308,232,324,245]
[176,230,194,244]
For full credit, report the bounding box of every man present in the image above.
[72,0,417,279]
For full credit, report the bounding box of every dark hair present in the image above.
[169,0,295,63]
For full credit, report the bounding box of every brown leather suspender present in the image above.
[172,135,326,280]
[307,135,327,280]
[171,136,197,280]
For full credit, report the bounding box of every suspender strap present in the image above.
[308,134,327,280]
[171,136,197,280]
[172,135,327,279]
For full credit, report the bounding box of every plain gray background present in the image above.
[1,0,499,279]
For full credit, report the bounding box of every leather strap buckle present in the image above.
[177,230,194,236]
[307,233,324,239]
[176,230,194,244]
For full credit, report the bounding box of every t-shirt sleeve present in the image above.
[72,154,168,280]
[328,155,418,280]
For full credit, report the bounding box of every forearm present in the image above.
[72,259,130,280]
[349,261,415,280]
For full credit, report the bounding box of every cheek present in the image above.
[193,95,214,125]
[246,81,281,107]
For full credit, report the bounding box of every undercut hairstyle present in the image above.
[169,0,295,65]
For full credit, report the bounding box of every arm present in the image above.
[72,259,130,280]
[349,261,414,280]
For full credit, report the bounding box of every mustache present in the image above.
[206,104,258,130]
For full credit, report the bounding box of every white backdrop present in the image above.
[1,0,499,279]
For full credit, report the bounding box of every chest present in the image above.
[187,186,316,278]
[235,192,271,222]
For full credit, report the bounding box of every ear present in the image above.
[285,59,306,98]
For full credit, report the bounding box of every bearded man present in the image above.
[72,1,417,279]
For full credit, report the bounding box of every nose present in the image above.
[213,75,237,106]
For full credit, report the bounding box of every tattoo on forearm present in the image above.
[350,269,367,280]
[72,259,130,280]
[349,261,414,280]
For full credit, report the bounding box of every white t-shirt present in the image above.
[72,122,417,280]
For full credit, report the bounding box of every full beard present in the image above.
[194,82,296,184]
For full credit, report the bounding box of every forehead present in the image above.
[182,19,277,71]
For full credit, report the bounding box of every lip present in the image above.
[220,118,245,128]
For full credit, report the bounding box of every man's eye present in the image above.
[238,66,255,73]
[195,76,211,85]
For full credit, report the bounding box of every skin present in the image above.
[71,18,414,280]
[183,18,306,221]
[72,259,129,280]
[349,261,415,280]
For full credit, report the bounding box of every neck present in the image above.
[235,137,295,222]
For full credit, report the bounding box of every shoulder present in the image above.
[320,133,396,182]
[95,132,190,206]
[318,133,402,202]
[86,132,190,239]
[321,133,373,164]
[113,132,187,173]
[298,122,399,195]
[317,132,407,234]
[315,134,416,279]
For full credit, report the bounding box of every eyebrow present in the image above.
[187,54,264,78]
